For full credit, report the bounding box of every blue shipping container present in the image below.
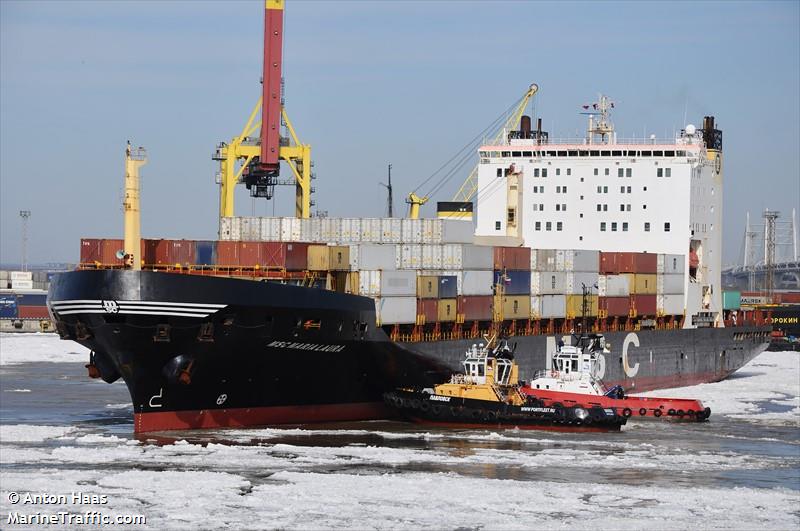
[494,270,531,295]
[16,294,47,306]
[195,241,217,265]
[0,295,18,318]
[438,276,458,299]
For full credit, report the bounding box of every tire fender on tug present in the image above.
[639,407,648,416]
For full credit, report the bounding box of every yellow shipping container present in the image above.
[566,294,599,318]
[307,245,330,271]
[328,245,350,271]
[634,274,657,294]
[502,296,531,319]
[417,275,439,299]
[438,298,458,322]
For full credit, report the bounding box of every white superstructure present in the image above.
[475,97,724,327]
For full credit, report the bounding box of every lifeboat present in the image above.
[384,335,627,432]
[521,334,710,421]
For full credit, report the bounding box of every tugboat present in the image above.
[384,336,627,432]
[521,334,711,421]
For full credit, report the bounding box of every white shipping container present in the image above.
[380,218,402,243]
[358,270,381,297]
[339,218,361,243]
[399,244,423,269]
[566,272,600,295]
[441,244,464,270]
[219,217,240,240]
[375,296,417,325]
[658,294,685,316]
[462,245,494,270]
[359,244,397,270]
[348,244,360,270]
[422,218,442,244]
[11,280,34,290]
[422,245,443,269]
[0,271,9,281]
[239,217,260,240]
[658,254,686,274]
[361,218,382,243]
[10,271,33,281]
[565,250,600,272]
[540,294,567,318]
[555,250,566,271]
[658,273,685,295]
[441,219,474,243]
[280,218,302,242]
[462,270,495,295]
[531,271,566,295]
[598,274,630,297]
[259,218,279,241]
[380,270,417,296]
[321,218,341,242]
[401,218,423,243]
[535,249,557,271]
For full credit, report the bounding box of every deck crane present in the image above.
[213,0,314,228]
[404,84,538,219]
[450,83,538,205]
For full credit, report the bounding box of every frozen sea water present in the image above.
[0,333,798,530]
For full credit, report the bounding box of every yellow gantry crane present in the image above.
[214,0,313,224]
[214,99,313,220]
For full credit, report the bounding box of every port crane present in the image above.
[405,83,539,219]
[214,0,314,226]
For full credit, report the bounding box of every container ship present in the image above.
[47,1,770,432]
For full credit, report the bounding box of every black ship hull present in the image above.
[48,271,769,432]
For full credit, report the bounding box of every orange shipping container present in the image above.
[216,241,240,266]
[493,247,531,271]
[18,306,50,319]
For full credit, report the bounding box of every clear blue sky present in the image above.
[1,0,798,265]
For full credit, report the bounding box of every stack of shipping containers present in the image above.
[76,217,697,332]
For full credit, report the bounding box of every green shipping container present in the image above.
[722,291,741,310]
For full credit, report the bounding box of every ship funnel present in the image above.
[520,115,531,138]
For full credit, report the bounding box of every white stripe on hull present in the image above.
[49,299,227,318]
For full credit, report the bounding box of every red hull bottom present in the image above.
[134,402,388,433]
[521,388,709,421]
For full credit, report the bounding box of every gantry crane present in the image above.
[214,0,314,226]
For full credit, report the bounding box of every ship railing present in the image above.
[533,369,556,380]
[501,137,683,147]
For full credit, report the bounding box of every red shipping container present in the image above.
[634,253,657,273]
[416,299,438,323]
[239,242,263,267]
[459,295,493,321]
[599,296,631,317]
[100,239,125,266]
[599,252,636,274]
[19,306,50,319]
[169,240,196,265]
[493,247,531,271]
[80,239,103,263]
[775,292,800,304]
[262,242,287,268]
[285,242,310,271]
[144,239,167,264]
[216,241,240,266]
[632,294,657,316]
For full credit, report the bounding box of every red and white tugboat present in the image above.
[521,334,711,421]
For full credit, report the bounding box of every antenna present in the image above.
[380,164,394,218]
[19,210,31,272]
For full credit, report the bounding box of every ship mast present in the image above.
[123,141,147,270]
[581,94,616,145]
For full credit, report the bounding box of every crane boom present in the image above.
[451,83,538,203]
[260,0,284,172]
